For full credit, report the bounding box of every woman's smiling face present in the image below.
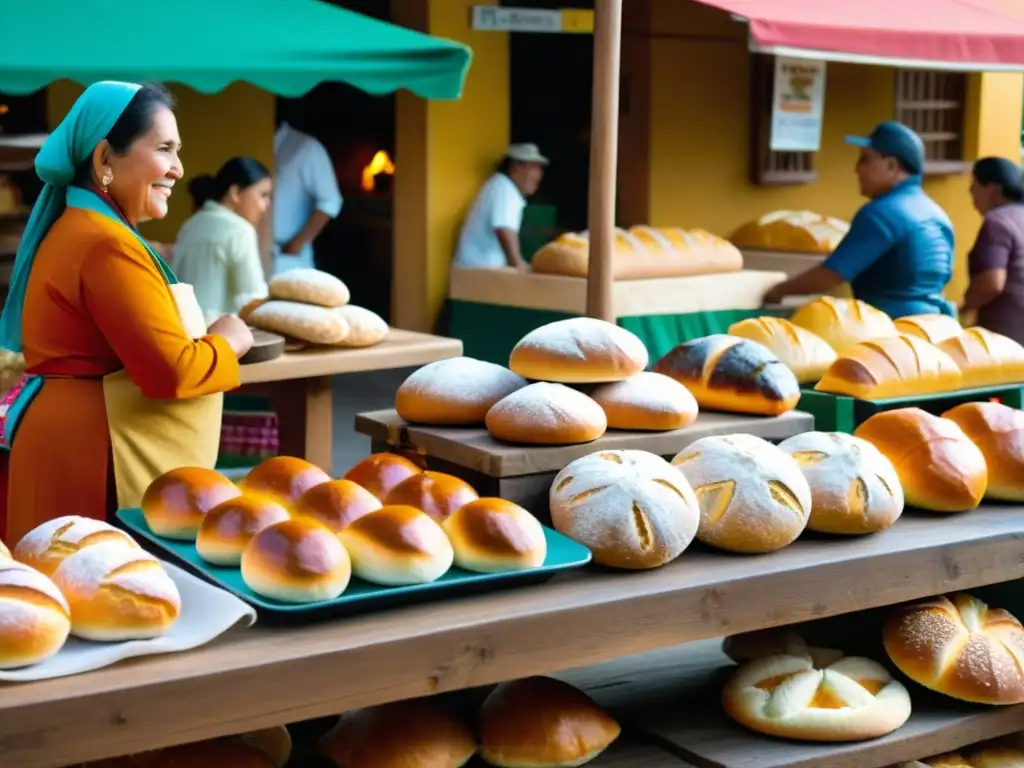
[104,106,183,225]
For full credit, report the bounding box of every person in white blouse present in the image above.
[172,157,272,324]
[454,143,547,270]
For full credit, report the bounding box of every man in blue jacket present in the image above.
[763,121,955,318]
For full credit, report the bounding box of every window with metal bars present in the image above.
[749,54,817,186]
[893,70,968,175]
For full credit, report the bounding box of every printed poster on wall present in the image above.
[770,57,827,152]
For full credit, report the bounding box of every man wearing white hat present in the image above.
[454,143,548,270]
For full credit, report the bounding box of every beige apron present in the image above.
[103,283,224,509]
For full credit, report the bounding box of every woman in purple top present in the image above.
[963,157,1024,344]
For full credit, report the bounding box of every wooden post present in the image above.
[585,0,623,322]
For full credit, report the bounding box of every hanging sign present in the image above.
[769,57,827,152]
[470,6,594,34]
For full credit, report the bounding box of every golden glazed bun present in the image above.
[442,498,547,573]
[854,409,987,512]
[382,470,479,523]
[778,431,904,535]
[722,651,911,742]
[52,542,181,641]
[789,296,897,355]
[943,402,1024,502]
[267,267,350,308]
[653,335,801,416]
[395,357,527,425]
[320,698,477,768]
[884,593,1024,705]
[14,516,140,577]
[727,316,837,384]
[508,317,648,384]
[332,304,388,347]
[241,518,351,603]
[589,371,699,431]
[486,382,607,445]
[338,505,454,585]
[938,327,1024,389]
[672,434,811,553]
[195,496,292,567]
[549,449,700,569]
[0,561,70,669]
[894,314,963,345]
[343,452,421,501]
[242,456,331,508]
[480,677,621,768]
[294,478,382,532]
[722,628,844,668]
[141,467,242,541]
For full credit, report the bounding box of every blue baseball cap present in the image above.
[845,121,925,175]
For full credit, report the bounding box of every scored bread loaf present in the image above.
[589,371,699,431]
[267,268,350,308]
[938,327,1024,389]
[14,516,140,576]
[653,334,800,416]
[331,305,388,348]
[894,314,963,345]
[342,452,421,501]
[943,402,1024,502]
[338,505,454,585]
[815,334,962,400]
[0,561,71,669]
[442,498,547,573]
[485,382,608,445]
[509,318,648,383]
[248,300,349,346]
[729,210,850,254]
[790,296,897,355]
[395,357,527,426]
[727,316,837,384]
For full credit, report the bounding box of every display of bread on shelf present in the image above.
[938,327,1024,389]
[727,316,837,384]
[0,560,71,669]
[730,210,851,254]
[894,313,963,345]
[395,356,527,425]
[943,402,1024,501]
[509,317,649,383]
[589,371,699,431]
[531,225,743,280]
[790,296,897,355]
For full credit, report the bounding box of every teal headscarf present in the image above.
[0,81,141,354]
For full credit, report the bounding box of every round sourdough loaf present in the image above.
[0,561,70,669]
[589,371,698,431]
[894,313,962,345]
[241,518,351,603]
[196,495,292,567]
[727,316,837,384]
[382,470,479,523]
[242,456,331,508]
[294,478,382,531]
[778,431,904,535]
[672,434,811,553]
[789,296,897,355]
[141,467,242,541]
[509,317,648,383]
[486,382,607,445]
[943,402,1024,502]
[332,305,388,348]
[395,357,527,425]
[442,497,547,573]
[267,268,350,308]
[338,505,454,586]
[549,449,699,569]
[343,452,421,501]
[14,516,141,576]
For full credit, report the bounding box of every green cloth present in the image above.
[618,308,790,362]
[0,0,472,99]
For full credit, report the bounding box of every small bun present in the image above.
[382,471,479,523]
[486,382,607,445]
[480,677,621,767]
[396,357,527,425]
[343,452,421,501]
[142,467,242,540]
[295,479,382,532]
[14,516,140,577]
[52,542,181,641]
[242,456,331,507]
[196,496,292,566]
[0,561,70,669]
[442,498,547,573]
[509,317,648,383]
[943,402,1024,502]
[338,505,454,585]
[590,372,699,431]
[241,518,351,603]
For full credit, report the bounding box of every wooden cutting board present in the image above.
[240,329,286,364]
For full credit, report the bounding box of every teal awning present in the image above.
[0,0,472,100]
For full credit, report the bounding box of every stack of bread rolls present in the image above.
[531,225,743,279]
[728,316,837,384]
[730,210,850,254]
[244,268,389,349]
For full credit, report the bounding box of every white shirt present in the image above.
[172,201,269,324]
[453,173,526,268]
[272,122,343,273]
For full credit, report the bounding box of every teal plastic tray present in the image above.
[115,508,592,623]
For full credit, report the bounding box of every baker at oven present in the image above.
[764,121,955,319]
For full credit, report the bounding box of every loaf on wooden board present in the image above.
[943,402,1024,502]
[267,268,350,308]
[395,357,527,426]
[938,327,1024,389]
[727,316,837,384]
[248,300,349,346]
[789,296,897,355]
[893,313,962,345]
[509,317,648,384]
[729,210,850,254]
[589,371,699,431]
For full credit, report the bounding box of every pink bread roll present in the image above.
[486,382,607,445]
[395,357,527,426]
[14,516,140,577]
[0,561,71,669]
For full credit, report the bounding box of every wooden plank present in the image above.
[2,508,1024,767]
[354,409,814,477]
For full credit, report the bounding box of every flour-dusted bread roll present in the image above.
[938,327,1024,389]
[778,432,904,535]
[509,317,649,383]
[854,408,987,512]
[790,296,897,355]
[332,305,388,348]
[894,314,963,345]
[241,518,351,603]
[486,382,607,445]
[196,495,292,566]
[943,402,1024,502]
[653,335,801,416]
[320,699,477,768]
[722,628,844,668]
[52,542,181,641]
[242,456,331,508]
[294,479,382,532]
[722,651,911,742]
[338,505,454,585]
[14,516,140,577]
[343,452,421,501]
[442,497,547,573]
[268,268,350,308]
[589,371,698,431]
[550,449,699,569]
[382,470,479,523]
[141,467,242,541]
[480,677,621,767]
[728,317,837,384]
[0,561,70,669]
[884,593,1024,705]
[395,357,527,425]
[248,300,349,345]
[816,334,962,400]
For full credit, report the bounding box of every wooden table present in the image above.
[237,329,462,470]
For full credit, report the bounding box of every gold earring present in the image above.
[101,170,113,191]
